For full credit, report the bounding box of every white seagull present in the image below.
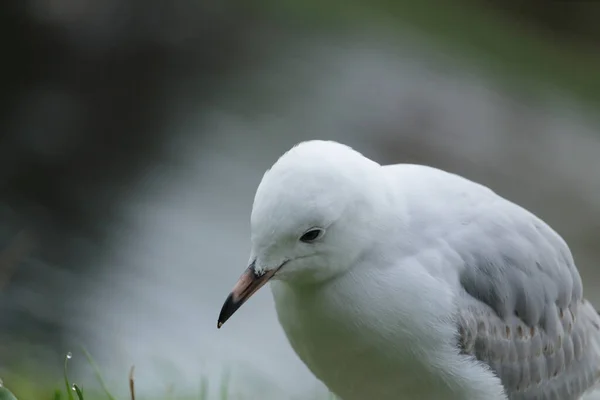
[217,140,600,400]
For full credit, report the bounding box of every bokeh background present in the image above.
[1,0,599,398]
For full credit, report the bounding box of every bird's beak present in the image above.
[217,261,277,329]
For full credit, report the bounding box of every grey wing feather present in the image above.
[452,199,600,400]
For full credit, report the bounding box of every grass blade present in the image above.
[199,376,209,400]
[71,384,83,400]
[63,353,74,400]
[128,366,135,400]
[219,369,230,400]
[80,347,116,400]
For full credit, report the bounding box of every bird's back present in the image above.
[384,163,600,399]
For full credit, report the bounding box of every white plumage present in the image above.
[219,140,600,400]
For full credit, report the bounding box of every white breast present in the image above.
[270,268,506,400]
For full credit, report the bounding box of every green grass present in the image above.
[1,351,207,400]
[0,351,338,400]
[0,350,187,399]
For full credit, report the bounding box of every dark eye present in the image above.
[300,228,324,243]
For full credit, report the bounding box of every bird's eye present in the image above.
[300,228,324,243]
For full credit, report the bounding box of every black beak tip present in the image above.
[217,292,237,330]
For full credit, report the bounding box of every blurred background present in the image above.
[0,0,599,398]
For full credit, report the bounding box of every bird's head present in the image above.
[217,140,391,328]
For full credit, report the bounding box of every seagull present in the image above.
[217,140,600,400]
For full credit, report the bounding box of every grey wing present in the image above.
[458,295,600,399]
[451,200,600,400]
